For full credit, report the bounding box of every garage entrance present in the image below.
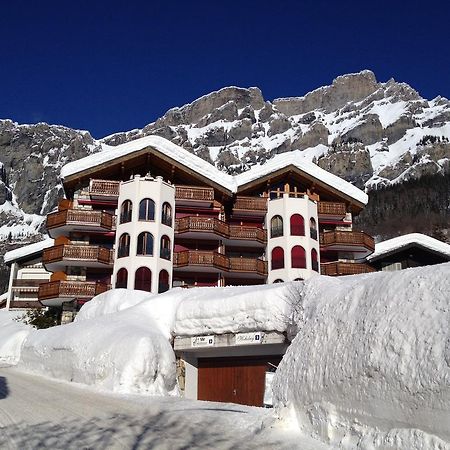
[197,356,281,407]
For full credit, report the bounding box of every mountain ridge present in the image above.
[0,70,449,290]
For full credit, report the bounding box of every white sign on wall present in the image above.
[235,332,263,345]
[191,335,215,347]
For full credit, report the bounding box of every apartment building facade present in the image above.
[36,136,375,314]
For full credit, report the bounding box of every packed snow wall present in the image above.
[272,263,450,449]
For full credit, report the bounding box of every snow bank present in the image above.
[173,283,295,336]
[19,299,177,395]
[273,263,450,449]
[0,310,31,365]
[74,288,153,322]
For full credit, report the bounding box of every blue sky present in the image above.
[1,0,449,138]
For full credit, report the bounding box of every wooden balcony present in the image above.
[320,231,375,255]
[320,261,376,276]
[233,196,268,216]
[89,179,120,197]
[173,251,267,277]
[12,279,48,288]
[46,209,115,238]
[43,245,114,271]
[317,202,347,219]
[175,217,267,245]
[175,185,214,206]
[38,280,109,306]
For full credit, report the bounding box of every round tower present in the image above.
[112,175,175,293]
[266,193,320,283]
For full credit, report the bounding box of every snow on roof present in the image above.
[61,135,235,192]
[4,238,54,264]
[61,136,367,205]
[235,148,368,205]
[367,233,450,261]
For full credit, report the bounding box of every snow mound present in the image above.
[75,288,154,322]
[174,283,295,336]
[272,263,450,449]
[19,291,178,396]
[0,311,31,365]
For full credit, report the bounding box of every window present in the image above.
[294,278,304,281]
[291,245,306,268]
[290,214,305,236]
[270,215,283,238]
[161,202,172,227]
[271,246,284,270]
[160,235,171,260]
[273,279,284,283]
[310,218,317,240]
[311,248,319,272]
[117,233,130,258]
[139,198,155,221]
[158,269,170,293]
[137,232,154,256]
[135,267,152,292]
[120,200,132,224]
[115,268,128,288]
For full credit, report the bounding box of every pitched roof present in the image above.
[61,135,368,205]
[367,233,450,262]
[4,238,54,264]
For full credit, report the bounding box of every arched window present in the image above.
[310,218,318,240]
[137,232,154,256]
[270,215,283,238]
[291,245,306,268]
[161,202,172,227]
[139,198,155,221]
[158,269,169,293]
[120,200,132,224]
[311,248,319,272]
[115,268,128,288]
[118,233,130,258]
[290,214,305,236]
[160,235,171,260]
[135,267,152,292]
[271,246,284,270]
[273,279,284,283]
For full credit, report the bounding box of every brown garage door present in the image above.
[197,356,281,407]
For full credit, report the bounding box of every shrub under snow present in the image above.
[272,263,450,449]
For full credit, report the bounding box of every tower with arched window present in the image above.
[112,175,175,294]
[266,191,320,283]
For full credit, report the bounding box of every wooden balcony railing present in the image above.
[89,179,120,197]
[46,209,114,231]
[173,251,267,276]
[43,245,113,266]
[320,261,376,276]
[317,202,347,217]
[175,217,267,243]
[233,196,268,212]
[175,185,214,202]
[38,281,109,301]
[12,279,48,288]
[320,231,375,251]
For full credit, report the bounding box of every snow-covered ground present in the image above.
[0,263,449,449]
[0,366,325,450]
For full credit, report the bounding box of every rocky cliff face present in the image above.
[0,70,449,285]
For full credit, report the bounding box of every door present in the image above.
[197,356,281,406]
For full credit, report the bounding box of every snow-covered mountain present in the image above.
[0,70,449,287]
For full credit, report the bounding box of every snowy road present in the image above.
[0,366,326,450]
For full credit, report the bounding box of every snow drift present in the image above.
[272,263,450,449]
[0,310,31,365]
[19,290,177,395]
